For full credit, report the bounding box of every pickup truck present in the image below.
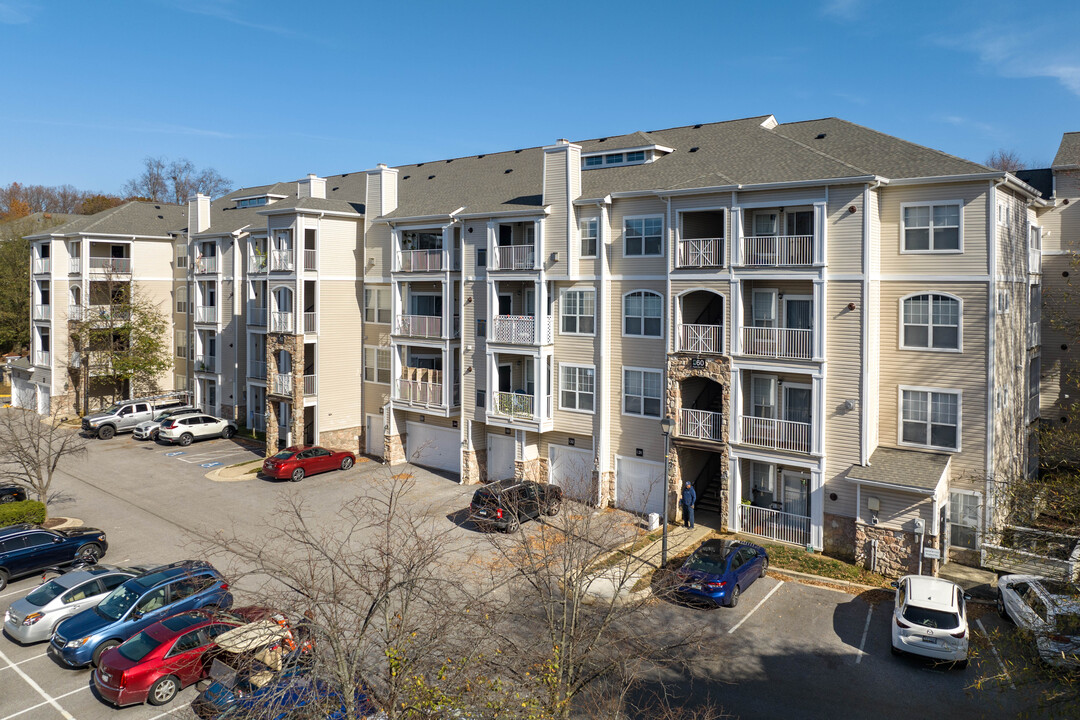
[81,398,189,440]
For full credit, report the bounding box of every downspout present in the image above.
[663,195,674,518]
[455,214,467,482]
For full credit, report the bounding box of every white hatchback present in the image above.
[890,574,970,667]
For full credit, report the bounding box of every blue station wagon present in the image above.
[674,539,769,607]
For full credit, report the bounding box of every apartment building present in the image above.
[20,115,1075,576]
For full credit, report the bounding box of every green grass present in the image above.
[587,529,664,574]
[764,542,890,587]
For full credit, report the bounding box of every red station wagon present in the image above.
[262,445,356,482]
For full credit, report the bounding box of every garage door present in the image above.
[615,456,665,516]
[487,434,516,481]
[406,422,460,473]
[548,445,593,502]
[366,415,384,458]
[36,386,50,415]
[11,379,33,409]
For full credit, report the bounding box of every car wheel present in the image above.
[728,585,740,608]
[544,498,561,516]
[0,494,14,503]
[504,514,520,533]
[148,675,180,706]
[77,544,102,563]
[0,569,7,592]
[996,591,1009,620]
[340,456,354,471]
[221,427,235,439]
[92,640,120,668]
[97,425,115,440]
[291,468,305,483]
[151,429,159,441]
[178,433,193,447]
[760,557,769,578]
[954,659,968,671]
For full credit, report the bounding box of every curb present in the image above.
[47,517,84,530]
[206,459,264,483]
[766,567,887,592]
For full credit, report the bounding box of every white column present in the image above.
[729,367,742,443]
[729,456,741,531]
[814,202,827,265]
[535,278,546,344]
[810,468,825,550]
[731,206,742,266]
[534,218,544,270]
[812,279,826,360]
[441,277,450,340]
[812,374,826,455]
[731,278,743,355]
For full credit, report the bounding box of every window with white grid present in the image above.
[901,388,959,450]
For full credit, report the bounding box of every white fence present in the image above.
[303,249,317,271]
[273,373,293,395]
[492,245,535,270]
[270,250,294,272]
[395,379,443,406]
[247,306,267,326]
[739,505,811,546]
[679,408,724,441]
[740,235,813,266]
[195,306,217,324]
[741,327,812,360]
[195,256,218,274]
[248,255,267,273]
[678,324,723,353]
[491,315,552,344]
[88,257,132,273]
[677,237,724,268]
[249,360,267,380]
[270,312,294,333]
[396,315,442,338]
[740,416,812,453]
[397,249,443,272]
[493,392,534,419]
[303,374,317,396]
[304,312,316,333]
[33,258,51,274]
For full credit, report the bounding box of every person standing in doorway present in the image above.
[681,481,697,529]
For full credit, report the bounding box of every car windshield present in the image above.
[102,404,124,415]
[271,451,295,460]
[24,579,66,607]
[154,410,179,421]
[902,604,960,630]
[684,545,732,575]
[117,630,161,662]
[96,584,141,621]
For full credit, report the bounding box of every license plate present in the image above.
[101,672,110,682]
[922,637,937,645]
[477,510,488,516]
[689,583,702,590]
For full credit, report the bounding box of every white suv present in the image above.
[157,413,237,446]
[890,574,970,667]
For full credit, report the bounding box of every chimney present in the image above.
[188,193,210,234]
[298,174,326,199]
[365,164,399,222]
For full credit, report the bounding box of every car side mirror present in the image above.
[963,593,971,601]
[889,581,899,589]
[130,609,143,620]
[53,537,63,543]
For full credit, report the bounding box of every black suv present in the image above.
[0,523,108,590]
[470,479,562,532]
[0,485,27,503]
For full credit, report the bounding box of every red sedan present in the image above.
[262,445,356,482]
[93,607,265,707]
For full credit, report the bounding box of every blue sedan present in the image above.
[674,539,769,607]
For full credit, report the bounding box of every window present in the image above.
[901,388,960,450]
[623,290,663,337]
[751,462,775,494]
[363,347,390,384]
[902,202,961,252]
[626,150,646,162]
[175,330,188,359]
[476,319,486,337]
[901,294,960,350]
[477,248,487,267]
[363,288,390,324]
[1029,355,1041,399]
[949,491,980,549]
[176,286,188,314]
[605,153,624,165]
[561,290,596,335]
[581,150,652,169]
[997,290,1011,314]
[560,365,595,413]
[476,390,485,408]
[584,155,604,168]
[623,368,662,417]
[175,242,188,268]
[580,219,598,258]
[997,200,1008,226]
[237,197,268,209]
[624,217,663,257]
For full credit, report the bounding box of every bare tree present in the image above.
[122,156,232,204]
[0,406,87,506]
[985,149,1027,172]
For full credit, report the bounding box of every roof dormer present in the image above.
[233,193,287,209]
[580,143,673,170]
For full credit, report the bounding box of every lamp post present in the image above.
[659,415,675,567]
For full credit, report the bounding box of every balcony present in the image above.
[492,315,553,345]
[33,258,51,275]
[195,355,217,374]
[303,374,317,396]
[739,416,812,454]
[493,391,535,420]
[195,306,218,324]
[249,360,267,380]
[739,505,810,546]
[492,245,535,271]
[679,408,724,442]
[303,250,317,272]
[194,256,218,274]
[394,378,443,407]
[33,305,50,322]
[739,235,813,267]
[677,238,724,269]
[34,351,49,367]
[397,249,443,272]
[1029,248,1042,276]
[68,258,81,274]
[303,312,316,334]
[270,312,294,333]
[741,328,813,360]
[88,257,132,274]
[395,315,442,338]
[87,305,131,323]
[68,305,84,321]
[248,255,267,274]
[270,251,294,272]
[678,324,723,354]
[248,305,267,326]
[272,373,293,396]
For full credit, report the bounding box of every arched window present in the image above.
[176,285,187,314]
[623,290,663,337]
[902,294,960,350]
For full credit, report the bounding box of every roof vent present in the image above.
[446,159,453,163]
[598,138,607,143]
[514,149,522,154]
[157,215,163,219]
[693,124,703,129]
[155,205,161,209]
[332,187,339,192]
[428,175,435,180]
[403,175,410,180]
[504,169,513,174]
[342,173,350,177]
[816,133,827,140]
[689,147,699,153]
[417,163,424,167]
[478,154,485,159]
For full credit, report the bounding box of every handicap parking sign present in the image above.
[200,462,222,468]
[165,451,185,457]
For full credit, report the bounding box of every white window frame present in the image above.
[949,489,981,550]
[558,363,596,415]
[175,242,188,269]
[363,287,391,324]
[750,461,776,494]
[363,347,391,384]
[899,200,963,254]
[997,200,1008,227]
[622,215,664,258]
[621,367,663,419]
[560,288,596,336]
[898,292,963,353]
[622,289,664,339]
[174,330,188,359]
[580,218,598,259]
[997,289,1011,314]
[898,385,962,452]
[176,285,188,314]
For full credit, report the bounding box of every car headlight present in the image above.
[65,637,90,649]
[22,612,44,626]
[3,611,9,624]
[97,535,106,542]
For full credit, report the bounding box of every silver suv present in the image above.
[82,396,189,440]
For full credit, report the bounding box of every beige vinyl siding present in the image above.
[402,410,456,430]
[855,487,934,532]
[877,281,987,483]
[364,223,391,279]
[316,280,363,432]
[823,282,863,517]
[542,147,570,279]
[537,430,594,458]
[879,182,989,275]
[995,189,1028,279]
[131,238,173,277]
[867,279,881,450]
[826,184,864,274]
[738,187,825,207]
[1039,169,1080,253]
[608,196,668,273]
[318,217,361,276]
[573,208,601,278]
[1039,256,1073,418]
[994,277,1027,481]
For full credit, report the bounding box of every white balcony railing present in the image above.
[249,360,267,380]
[33,258,51,274]
[272,373,293,396]
[87,305,131,322]
[247,305,267,326]
[33,305,50,321]
[248,254,268,273]
[677,238,724,268]
[492,245,535,270]
[68,305,84,321]
[68,258,81,274]
[88,257,132,274]
[195,306,218,324]
[679,408,724,442]
[251,412,265,432]
[303,249,317,272]
[740,235,814,266]
[492,391,535,420]
[491,315,552,345]
[303,312,316,333]
[270,250,294,272]
[195,256,218,274]
[678,324,723,354]
[34,351,49,367]
[1029,321,1041,349]
[1029,248,1042,276]
[741,327,813,360]
[303,374,317,396]
[270,312,294,333]
[740,416,812,454]
[195,355,217,373]
[397,249,443,272]
[739,505,811,546]
[394,379,443,406]
[396,315,442,338]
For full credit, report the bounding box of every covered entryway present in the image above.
[615,456,665,516]
[366,414,384,458]
[487,434,516,482]
[406,421,460,473]
[548,445,593,502]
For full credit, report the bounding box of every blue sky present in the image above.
[1,0,1078,195]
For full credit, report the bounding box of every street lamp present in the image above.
[659,415,675,567]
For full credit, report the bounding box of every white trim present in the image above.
[558,287,597,337]
[897,292,963,353]
[620,366,664,419]
[620,289,666,340]
[621,214,665,259]
[878,274,991,282]
[948,488,982,550]
[729,197,826,210]
[557,362,597,415]
[579,217,598,259]
[897,385,962,452]
[899,200,964,254]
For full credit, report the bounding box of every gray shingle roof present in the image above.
[847,447,950,494]
[259,196,363,215]
[25,202,186,240]
[1053,132,1080,168]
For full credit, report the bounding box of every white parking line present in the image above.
[0,644,76,720]
[0,651,48,671]
[147,704,189,720]
[0,587,28,599]
[1,684,90,720]
[976,618,1016,690]
[728,580,783,634]
[855,606,873,664]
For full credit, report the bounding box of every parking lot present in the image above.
[0,433,1041,719]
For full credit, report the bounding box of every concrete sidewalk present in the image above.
[583,524,711,604]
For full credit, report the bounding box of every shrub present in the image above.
[0,500,46,527]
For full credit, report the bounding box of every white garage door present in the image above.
[406,422,460,473]
[487,434,516,482]
[36,386,50,415]
[366,414,384,458]
[615,456,665,516]
[11,379,33,409]
[548,445,593,502]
